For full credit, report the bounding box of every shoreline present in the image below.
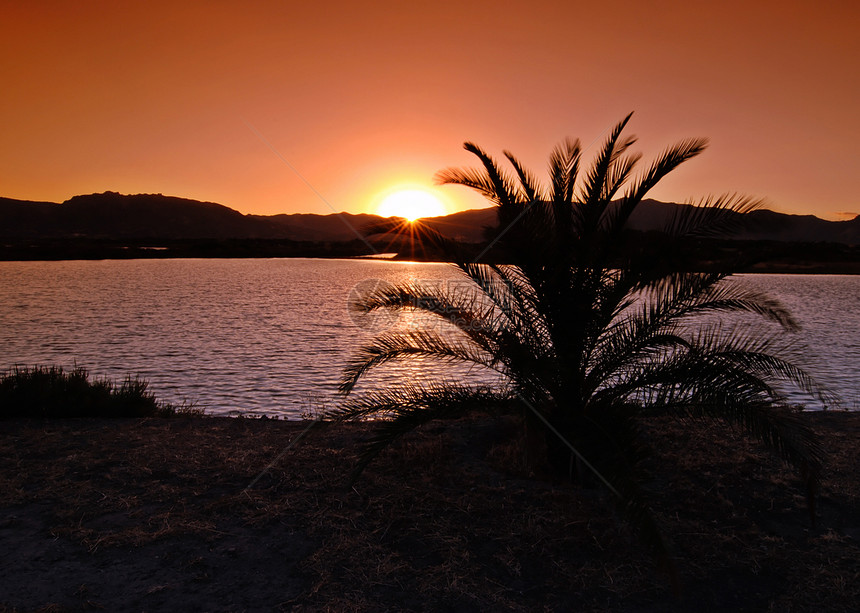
[2,255,860,275]
[2,239,859,274]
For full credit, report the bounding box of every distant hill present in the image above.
[247,211,385,242]
[621,200,860,243]
[419,208,497,243]
[1,191,858,245]
[0,192,392,242]
[0,193,263,239]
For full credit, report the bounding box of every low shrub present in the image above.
[0,365,200,418]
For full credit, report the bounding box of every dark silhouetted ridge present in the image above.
[1,192,858,245]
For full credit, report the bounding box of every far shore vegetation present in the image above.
[0,365,201,419]
[1,235,859,275]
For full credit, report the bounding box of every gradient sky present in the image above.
[2,0,858,219]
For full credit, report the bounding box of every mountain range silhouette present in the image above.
[1,191,858,245]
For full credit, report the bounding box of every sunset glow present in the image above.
[376,189,448,221]
[0,2,857,220]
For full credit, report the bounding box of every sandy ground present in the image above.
[1,412,858,612]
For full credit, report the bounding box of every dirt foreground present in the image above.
[1,412,858,612]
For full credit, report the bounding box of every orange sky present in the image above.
[1,0,858,219]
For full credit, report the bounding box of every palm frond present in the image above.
[578,113,636,227]
[548,137,582,204]
[351,279,505,354]
[623,137,709,206]
[664,193,764,239]
[687,325,834,405]
[601,151,642,207]
[339,328,501,394]
[458,263,547,344]
[602,137,710,241]
[504,150,541,202]
[643,273,800,331]
[434,167,504,204]
[462,141,519,208]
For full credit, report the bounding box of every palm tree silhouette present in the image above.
[330,114,831,569]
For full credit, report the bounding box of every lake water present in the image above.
[1,259,857,417]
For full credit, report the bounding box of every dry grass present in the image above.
[1,412,858,611]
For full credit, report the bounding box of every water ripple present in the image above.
[1,260,857,416]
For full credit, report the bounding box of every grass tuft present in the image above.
[0,365,201,418]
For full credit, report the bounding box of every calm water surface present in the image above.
[1,259,857,417]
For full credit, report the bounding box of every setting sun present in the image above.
[376,189,447,221]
